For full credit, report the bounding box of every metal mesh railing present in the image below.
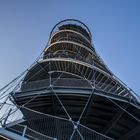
[21,78,91,91]
[7,124,54,140]
[6,107,113,140]
[20,78,132,99]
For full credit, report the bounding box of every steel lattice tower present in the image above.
[0,19,140,140]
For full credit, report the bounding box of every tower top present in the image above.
[49,19,92,42]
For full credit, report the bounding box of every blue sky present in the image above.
[0,0,140,95]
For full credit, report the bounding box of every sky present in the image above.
[0,0,140,95]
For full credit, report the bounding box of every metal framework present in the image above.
[0,19,140,140]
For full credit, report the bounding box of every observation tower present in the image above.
[0,19,140,140]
